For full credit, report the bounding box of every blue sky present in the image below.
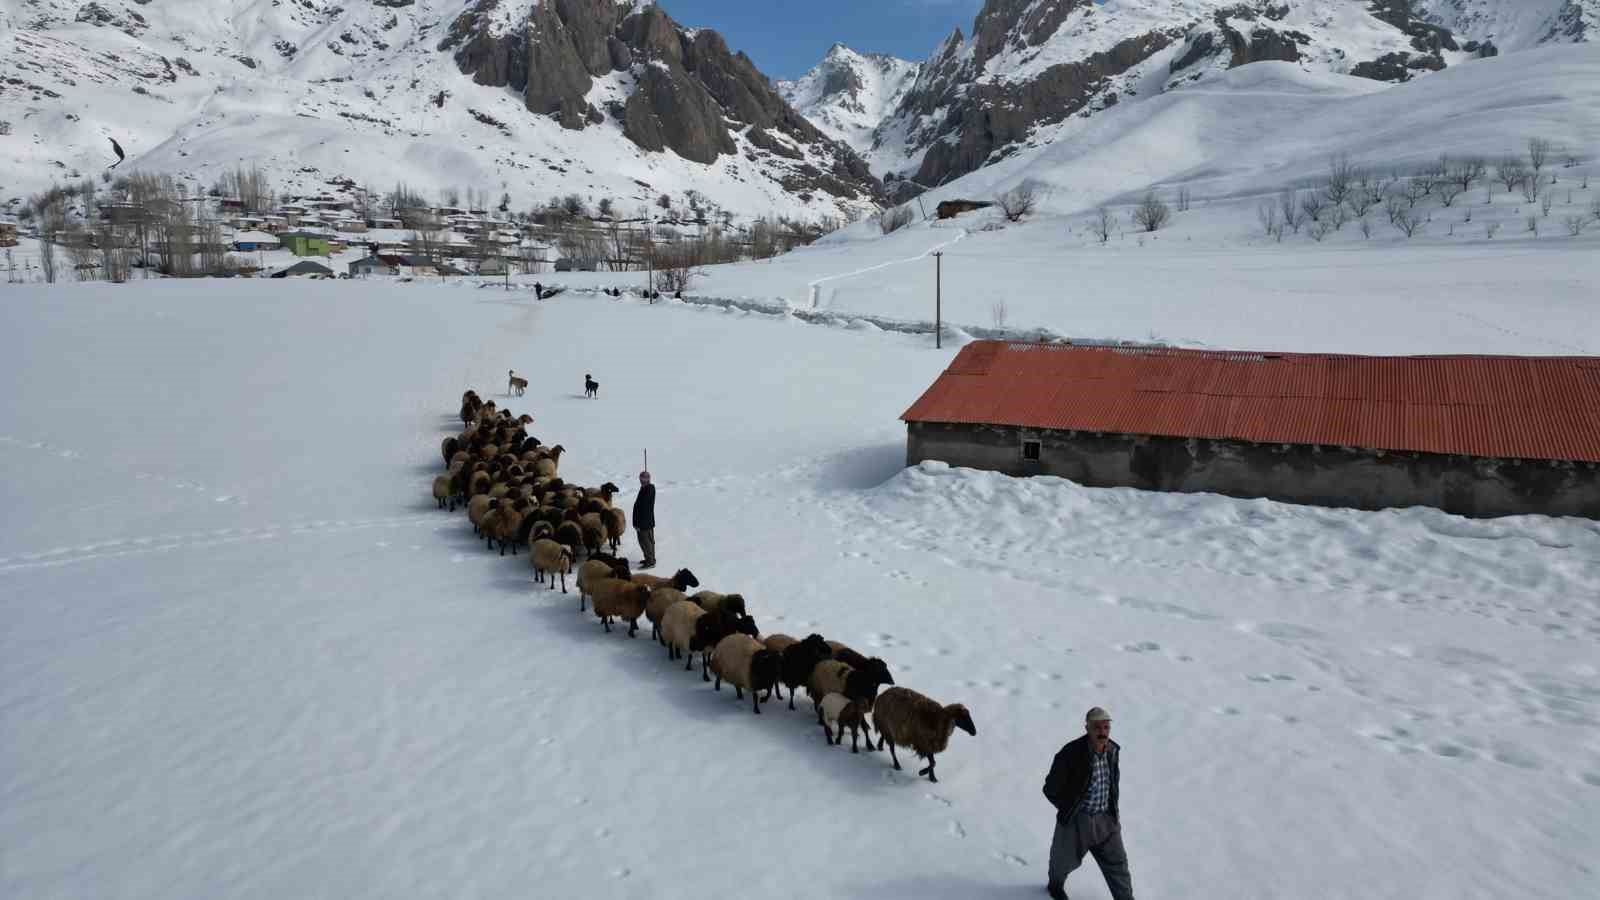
[658,0,984,80]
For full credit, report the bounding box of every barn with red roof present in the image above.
[900,341,1600,518]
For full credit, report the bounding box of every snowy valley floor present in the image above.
[2,280,1598,899]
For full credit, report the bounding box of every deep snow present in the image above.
[2,279,1598,900]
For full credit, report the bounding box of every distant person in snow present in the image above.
[632,470,656,569]
[1042,707,1134,900]
[534,281,543,299]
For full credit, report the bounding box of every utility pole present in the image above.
[933,251,943,349]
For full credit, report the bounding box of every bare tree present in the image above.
[1497,156,1528,193]
[37,189,68,283]
[1401,177,1431,208]
[652,240,701,293]
[562,193,587,218]
[1325,153,1357,209]
[1092,206,1115,244]
[408,226,446,266]
[1257,200,1283,241]
[1436,179,1465,207]
[1131,191,1170,232]
[1176,186,1192,212]
[1308,219,1332,242]
[1279,189,1304,234]
[1485,221,1499,239]
[1540,190,1554,217]
[1327,199,1349,231]
[1448,157,1486,195]
[1520,174,1542,204]
[1299,190,1326,223]
[1358,216,1372,239]
[990,300,1008,329]
[38,234,57,283]
[995,182,1039,222]
[1564,215,1589,236]
[874,205,914,234]
[1591,197,1600,222]
[1387,196,1424,237]
[597,197,614,219]
[1528,137,1554,179]
[1345,178,1383,218]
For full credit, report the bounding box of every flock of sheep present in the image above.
[431,389,977,782]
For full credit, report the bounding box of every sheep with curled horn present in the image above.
[870,687,976,783]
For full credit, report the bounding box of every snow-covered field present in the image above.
[2,279,1598,900]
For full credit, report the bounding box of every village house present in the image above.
[348,256,398,277]
[231,230,280,252]
[0,220,17,247]
[901,340,1600,519]
[278,231,332,257]
[270,260,334,278]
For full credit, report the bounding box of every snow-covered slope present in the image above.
[0,0,879,220]
[777,44,920,168]
[3,276,1598,900]
[869,0,1577,187]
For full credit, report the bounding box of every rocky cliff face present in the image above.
[442,0,879,201]
[872,0,1521,191]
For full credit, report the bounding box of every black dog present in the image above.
[584,373,599,399]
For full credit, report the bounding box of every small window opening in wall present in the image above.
[1022,440,1041,461]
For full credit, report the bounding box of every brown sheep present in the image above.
[590,579,652,637]
[659,600,707,669]
[576,556,631,610]
[530,538,573,593]
[431,475,455,510]
[763,634,798,656]
[645,587,689,643]
[602,506,627,552]
[871,687,977,783]
[708,634,781,714]
[631,567,699,592]
[690,591,746,617]
[806,660,885,725]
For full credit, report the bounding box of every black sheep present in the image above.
[778,634,833,711]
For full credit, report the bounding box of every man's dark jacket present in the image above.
[1042,735,1121,823]
[632,484,656,529]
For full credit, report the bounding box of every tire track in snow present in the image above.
[805,229,967,310]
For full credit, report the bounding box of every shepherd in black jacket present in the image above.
[1041,707,1134,900]
[632,471,656,569]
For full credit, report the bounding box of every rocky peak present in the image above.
[776,43,921,164]
[442,0,880,201]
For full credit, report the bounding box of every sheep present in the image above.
[491,498,529,555]
[824,641,895,688]
[645,587,689,643]
[776,634,833,710]
[441,436,460,466]
[659,600,707,669]
[870,687,977,783]
[602,506,627,552]
[690,611,759,681]
[631,567,699,591]
[763,634,798,656]
[533,445,565,477]
[468,496,499,537]
[690,591,746,617]
[578,511,605,558]
[590,579,652,636]
[530,538,573,593]
[818,692,874,752]
[708,633,781,714]
[806,660,886,726]
[577,555,631,610]
[554,521,583,557]
[431,474,455,510]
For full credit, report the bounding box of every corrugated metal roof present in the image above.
[901,341,1600,463]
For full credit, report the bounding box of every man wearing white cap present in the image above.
[1041,706,1134,900]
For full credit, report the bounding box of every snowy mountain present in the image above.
[1416,0,1599,51]
[0,0,881,220]
[776,44,920,169]
[869,0,1587,189]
